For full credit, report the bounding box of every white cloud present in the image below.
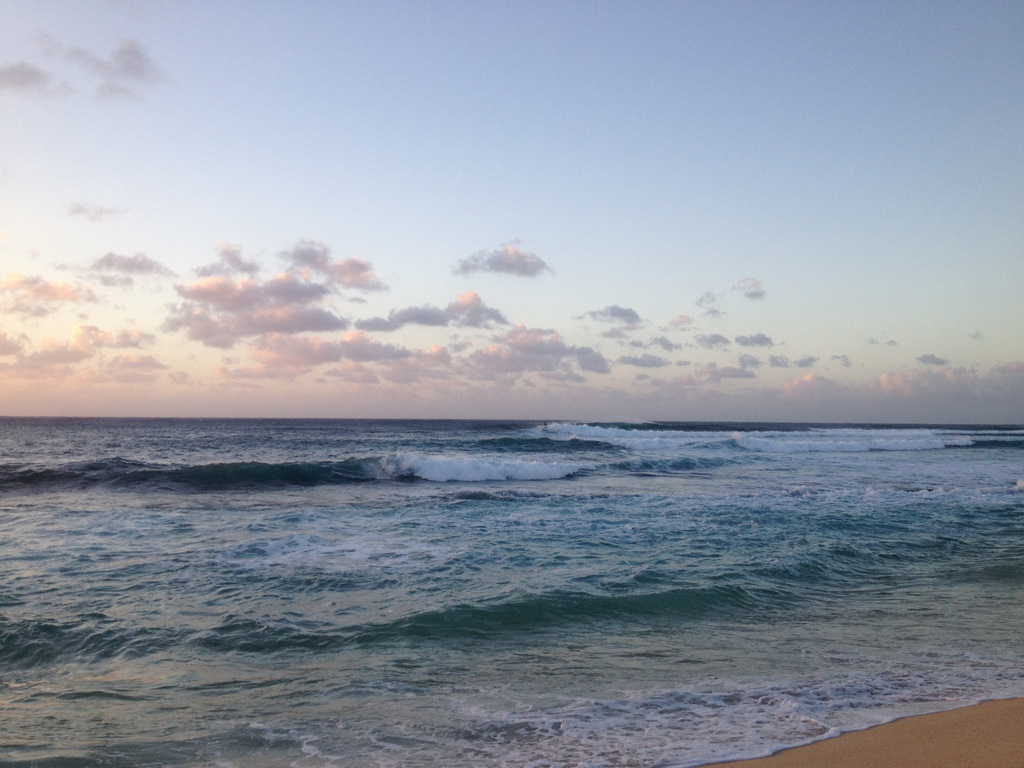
[70,202,125,223]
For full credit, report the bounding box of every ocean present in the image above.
[1,418,1022,767]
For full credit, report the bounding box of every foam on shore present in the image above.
[699,698,1024,768]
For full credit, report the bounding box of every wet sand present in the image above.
[700,698,1024,768]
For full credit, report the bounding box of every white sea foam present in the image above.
[384,452,586,482]
[541,423,727,451]
[734,430,973,453]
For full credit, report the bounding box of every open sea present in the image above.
[1,418,1023,768]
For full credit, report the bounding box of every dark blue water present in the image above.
[1,419,1022,766]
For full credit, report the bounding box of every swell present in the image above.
[0,458,378,493]
[172,585,770,656]
[0,613,188,668]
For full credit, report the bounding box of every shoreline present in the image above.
[699,698,1024,768]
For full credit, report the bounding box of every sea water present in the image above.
[1,418,1022,767]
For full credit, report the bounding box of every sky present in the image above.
[1,0,1022,422]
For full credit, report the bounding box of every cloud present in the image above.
[917,353,948,366]
[782,373,840,397]
[219,329,420,380]
[695,333,730,350]
[618,354,671,368]
[90,252,175,287]
[282,239,387,290]
[357,292,507,332]
[669,314,693,327]
[832,354,852,367]
[993,362,1024,375]
[735,333,774,347]
[0,62,53,92]
[0,330,27,355]
[0,324,146,379]
[737,354,761,369]
[970,330,984,341]
[163,273,348,348]
[734,277,766,300]
[770,354,819,368]
[575,347,611,374]
[69,201,124,222]
[69,324,155,349]
[696,291,724,318]
[454,243,551,277]
[0,274,97,315]
[356,305,450,332]
[196,242,261,276]
[873,367,978,397]
[585,305,642,326]
[39,36,162,100]
[464,324,609,380]
[446,291,508,328]
[649,336,682,352]
[699,362,756,382]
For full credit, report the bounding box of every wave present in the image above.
[540,423,730,451]
[733,429,974,453]
[0,614,187,669]
[382,452,587,482]
[350,585,765,645]
[0,458,379,493]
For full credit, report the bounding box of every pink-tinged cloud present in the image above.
[196,242,261,276]
[873,367,979,396]
[446,291,508,328]
[1,274,97,315]
[164,272,347,347]
[90,252,174,285]
[464,324,609,380]
[226,331,417,379]
[326,363,381,384]
[782,373,840,397]
[994,362,1024,375]
[107,354,168,372]
[282,239,387,290]
[454,243,551,277]
[0,330,27,355]
[69,325,155,349]
[669,314,693,327]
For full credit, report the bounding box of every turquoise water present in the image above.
[1,419,1022,767]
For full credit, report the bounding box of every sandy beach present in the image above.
[701,699,1024,768]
